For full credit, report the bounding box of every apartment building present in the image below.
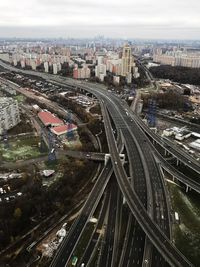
[153,51,200,68]
[73,65,91,79]
[95,64,107,81]
[0,97,20,134]
[121,44,133,77]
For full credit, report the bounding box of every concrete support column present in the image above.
[104,154,110,166]
[119,154,125,165]
[123,196,126,205]
[186,185,189,193]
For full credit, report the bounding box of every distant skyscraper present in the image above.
[121,44,133,77]
[53,63,58,75]
[44,62,49,73]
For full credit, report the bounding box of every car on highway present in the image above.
[72,256,78,266]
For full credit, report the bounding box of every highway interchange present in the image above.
[0,60,200,267]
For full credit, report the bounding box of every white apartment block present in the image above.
[44,62,49,73]
[106,59,122,75]
[153,54,176,66]
[57,63,62,72]
[2,51,70,71]
[73,65,91,79]
[0,97,20,134]
[126,73,132,84]
[95,64,107,81]
[53,63,58,74]
[81,66,91,79]
[153,53,200,68]
[97,56,104,65]
[30,59,36,70]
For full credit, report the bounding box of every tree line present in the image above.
[150,65,200,85]
[141,91,191,111]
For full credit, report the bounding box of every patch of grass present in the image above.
[14,94,26,103]
[168,183,200,266]
[0,136,42,161]
[174,225,200,266]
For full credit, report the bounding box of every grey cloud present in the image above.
[0,0,200,39]
[0,25,200,40]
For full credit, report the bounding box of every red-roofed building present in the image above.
[38,111,64,127]
[51,124,77,140]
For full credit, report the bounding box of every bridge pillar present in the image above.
[104,154,111,166]
[119,154,125,165]
[176,159,179,166]
[104,154,125,165]
[186,185,189,193]
[164,149,167,156]
[172,176,175,182]
[123,196,126,205]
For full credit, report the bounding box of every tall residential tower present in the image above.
[121,44,133,77]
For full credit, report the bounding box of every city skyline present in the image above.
[0,0,200,40]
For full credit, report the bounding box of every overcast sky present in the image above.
[0,0,200,39]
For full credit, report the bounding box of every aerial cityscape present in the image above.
[0,1,200,267]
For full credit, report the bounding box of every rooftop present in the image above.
[51,124,77,135]
[38,111,63,126]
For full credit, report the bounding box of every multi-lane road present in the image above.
[49,159,113,267]
[101,103,193,267]
[0,60,197,266]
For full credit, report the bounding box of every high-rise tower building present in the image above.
[121,44,133,77]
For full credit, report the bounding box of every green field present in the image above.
[168,183,200,266]
[0,136,41,161]
[14,94,26,103]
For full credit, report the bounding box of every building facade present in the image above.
[153,51,200,68]
[121,44,133,77]
[73,65,91,79]
[95,64,107,81]
[0,97,20,134]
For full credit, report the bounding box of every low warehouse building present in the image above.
[38,111,64,127]
[51,124,77,140]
